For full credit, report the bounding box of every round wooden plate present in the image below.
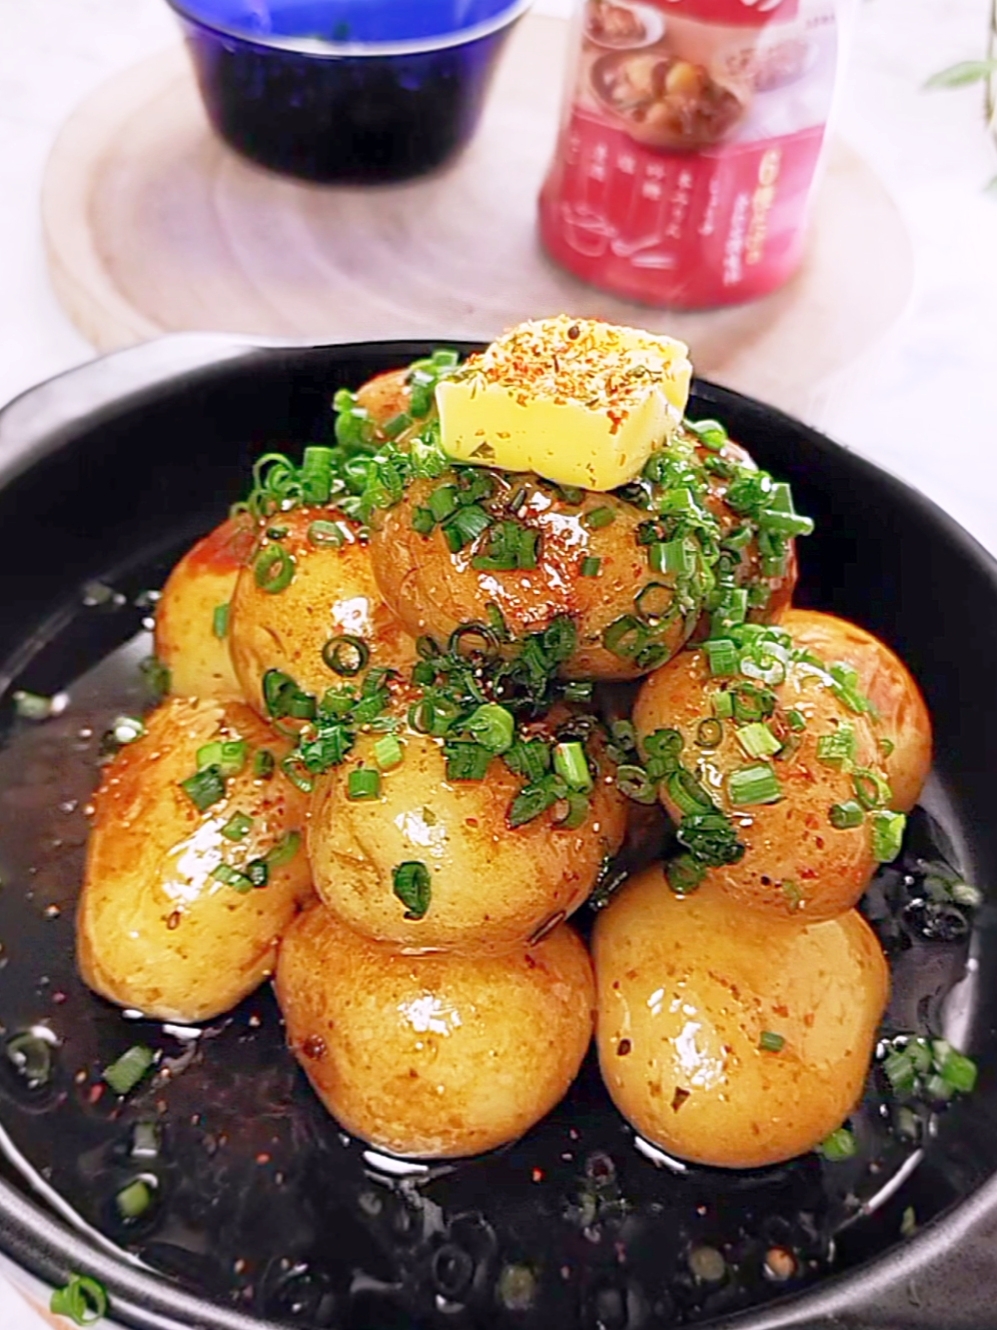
[42,13,913,420]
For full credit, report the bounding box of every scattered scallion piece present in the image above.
[179,765,226,813]
[347,768,381,801]
[307,518,346,547]
[759,1031,785,1053]
[583,506,615,530]
[116,1177,153,1221]
[695,718,723,748]
[829,800,864,830]
[265,830,302,869]
[705,639,738,677]
[554,741,593,793]
[816,724,855,768]
[211,862,253,893]
[871,809,906,862]
[221,811,253,841]
[50,1274,108,1326]
[254,544,295,594]
[580,556,601,578]
[253,748,275,779]
[212,603,230,639]
[818,1127,857,1161]
[853,767,892,810]
[393,861,431,919]
[728,762,782,806]
[786,708,807,731]
[103,1044,155,1096]
[299,444,336,504]
[322,635,370,677]
[196,739,247,776]
[466,703,515,755]
[735,721,781,760]
[5,1032,53,1089]
[373,734,403,770]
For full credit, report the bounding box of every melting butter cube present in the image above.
[435,317,692,492]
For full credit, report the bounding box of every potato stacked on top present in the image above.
[76,318,930,1166]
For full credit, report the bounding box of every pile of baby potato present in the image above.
[77,341,932,1168]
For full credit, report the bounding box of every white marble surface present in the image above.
[0,1,996,1326]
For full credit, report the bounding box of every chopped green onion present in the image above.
[299,445,335,504]
[580,556,602,578]
[564,681,594,703]
[373,734,403,770]
[602,615,648,660]
[411,506,436,536]
[428,485,459,522]
[196,739,247,776]
[443,503,492,552]
[853,767,892,810]
[12,690,58,721]
[322,635,370,677]
[934,1043,978,1094]
[116,1178,153,1221]
[786,708,807,731]
[211,862,253,892]
[554,792,590,830]
[471,520,540,571]
[759,1031,785,1053]
[883,1048,917,1094]
[730,682,776,723]
[103,1045,155,1096]
[650,538,696,578]
[665,768,714,816]
[871,809,906,862]
[829,800,864,830]
[583,506,616,530]
[5,1032,53,1088]
[615,765,659,804]
[818,1127,857,1161]
[308,518,346,547]
[705,639,739,677]
[347,768,381,801]
[695,718,723,748]
[254,544,295,594]
[212,603,230,639]
[263,670,316,721]
[816,724,856,768]
[281,757,315,794]
[666,853,706,895]
[643,727,685,772]
[382,411,412,439]
[179,765,226,812]
[263,830,301,871]
[728,762,782,806]
[712,691,734,720]
[140,655,171,699]
[221,811,253,841]
[446,742,494,781]
[879,736,896,757]
[466,702,515,755]
[50,1275,108,1326]
[735,722,781,760]
[687,418,728,450]
[244,858,270,888]
[253,748,275,779]
[676,810,744,866]
[393,861,431,919]
[634,582,673,621]
[553,741,593,793]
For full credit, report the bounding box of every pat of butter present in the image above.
[435,316,692,492]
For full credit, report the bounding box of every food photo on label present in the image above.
[0,317,991,1330]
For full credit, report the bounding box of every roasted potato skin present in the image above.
[77,698,313,1023]
[155,514,256,700]
[228,507,417,719]
[783,609,931,813]
[355,368,411,425]
[369,477,694,681]
[308,715,627,952]
[633,644,888,920]
[277,908,595,1157]
[593,868,889,1168]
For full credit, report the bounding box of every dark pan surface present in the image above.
[0,340,994,1330]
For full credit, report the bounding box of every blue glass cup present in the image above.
[165,0,532,183]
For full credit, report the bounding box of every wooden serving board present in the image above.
[42,13,913,421]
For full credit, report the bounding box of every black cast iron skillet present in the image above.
[0,336,995,1330]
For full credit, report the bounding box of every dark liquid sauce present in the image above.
[0,553,980,1329]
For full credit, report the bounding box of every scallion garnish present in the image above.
[179,765,226,812]
[465,703,515,755]
[759,1031,785,1053]
[347,768,381,801]
[695,718,723,748]
[553,741,593,793]
[816,724,855,768]
[580,556,602,578]
[211,862,253,893]
[786,708,807,731]
[116,1178,154,1221]
[583,506,616,530]
[103,1044,155,1096]
[221,811,253,841]
[602,615,648,660]
[728,762,782,806]
[818,1127,857,1161]
[322,635,370,677]
[393,861,431,919]
[870,809,906,862]
[196,739,247,776]
[471,520,540,571]
[665,768,713,816]
[212,603,230,639]
[254,543,295,594]
[263,670,317,721]
[253,748,275,779]
[443,503,492,552]
[50,1275,108,1326]
[5,1032,53,1089]
[735,721,781,760]
[829,800,864,830]
[373,734,403,770]
[307,518,346,547]
[299,445,336,504]
[704,638,738,676]
[853,767,892,810]
[265,829,302,869]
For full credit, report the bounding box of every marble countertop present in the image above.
[1,1,996,1325]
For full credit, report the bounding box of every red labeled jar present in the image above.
[539,0,843,308]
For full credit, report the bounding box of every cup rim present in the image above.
[165,0,535,58]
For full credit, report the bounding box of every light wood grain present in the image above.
[42,13,913,419]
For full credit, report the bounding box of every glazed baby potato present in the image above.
[228,506,417,720]
[354,367,411,426]
[308,711,628,951]
[593,867,889,1169]
[783,608,932,813]
[154,513,256,699]
[276,906,595,1157]
[77,697,313,1023]
[369,475,697,680]
[633,635,895,920]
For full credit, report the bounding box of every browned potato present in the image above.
[370,477,696,680]
[783,609,932,813]
[154,514,256,699]
[593,867,889,1168]
[633,637,894,920]
[277,907,595,1157]
[308,711,628,952]
[228,507,417,720]
[354,367,411,425]
[77,697,313,1023]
